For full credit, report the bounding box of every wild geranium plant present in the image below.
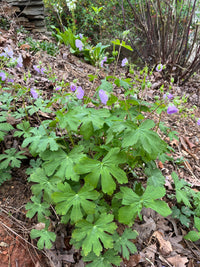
[0,40,200,266]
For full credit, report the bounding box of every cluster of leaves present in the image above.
[51,25,114,66]
[1,32,200,266]
[19,37,59,56]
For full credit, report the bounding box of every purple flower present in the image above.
[7,78,14,83]
[0,72,6,81]
[70,83,77,92]
[156,63,163,72]
[79,33,83,39]
[0,52,7,58]
[40,67,45,75]
[33,65,40,73]
[100,56,107,68]
[30,88,38,99]
[76,86,84,99]
[55,86,61,91]
[33,65,45,74]
[17,54,23,68]
[99,89,108,105]
[75,39,83,51]
[167,105,178,114]
[121,58,128,67]
[197,119,200,126]
[163,93,173,100]
[4,47,14,58]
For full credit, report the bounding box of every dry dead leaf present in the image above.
[167,255,188,267]
[158,161,164,169]
[153,231,173,256]
[123,254,141,267]
[170,138,179,147]
[141,243,157,264]
[20,44,31,50]
[183,136,195,149]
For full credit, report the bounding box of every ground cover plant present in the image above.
[1,34,200,265]
[0,1,200,266]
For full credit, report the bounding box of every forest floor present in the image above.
[0,27,200,267]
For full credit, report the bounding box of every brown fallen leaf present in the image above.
[123,254,141,267]
[152,231,173,256]
[158,161,164,169]
[180,136,188,151]
[167,255,188,267]
[183,136,195,149]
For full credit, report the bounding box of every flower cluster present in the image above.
[33,65,45,75]
[0,46,23,68]
[70,83,84,99]
[65,0,77,11]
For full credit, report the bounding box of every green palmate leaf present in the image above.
[119,185,171,224]
[56,107,83,132]
[30,228,56,250]
[14,121,32,138]
[71,214,117,256]
[113,228,138,260]
[0,116,14,141]
[146,167,165,187]
[0,148,26,169]
[194,216,200,232]
[26,158,43,175]
[52,183,99,223]
[97,79,113,93]
[83,250,122,267]
[28,168,59,202]
[22,125,59,154]
[41,146,85,181]
[26,195,50,222]
[80,108,111,131]
[0,168,11,185]
[172,172,192,208]
[184,230,200,242]
[122,119,167,159]
[114,78,131,90]
[75,148,128,195]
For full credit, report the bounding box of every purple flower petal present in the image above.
[7,78,14,83]
[4,47,14,58]
[167,105,178,114]
[99,89,108,105]
[79,33,83,39]
[121,58,128,67]
[55,86,61,91]
[156,64,163,72]
[76,86,84,99]
[100,56,107,68]
[197,119,200,126]
[0,72,6,81]
[33,65,40,73]
[163,93,173,100]
[75,39,83,51]
[30,88,38,99]
[40,67,45,75]
[70,83,77,92]
[17,54,23,68]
